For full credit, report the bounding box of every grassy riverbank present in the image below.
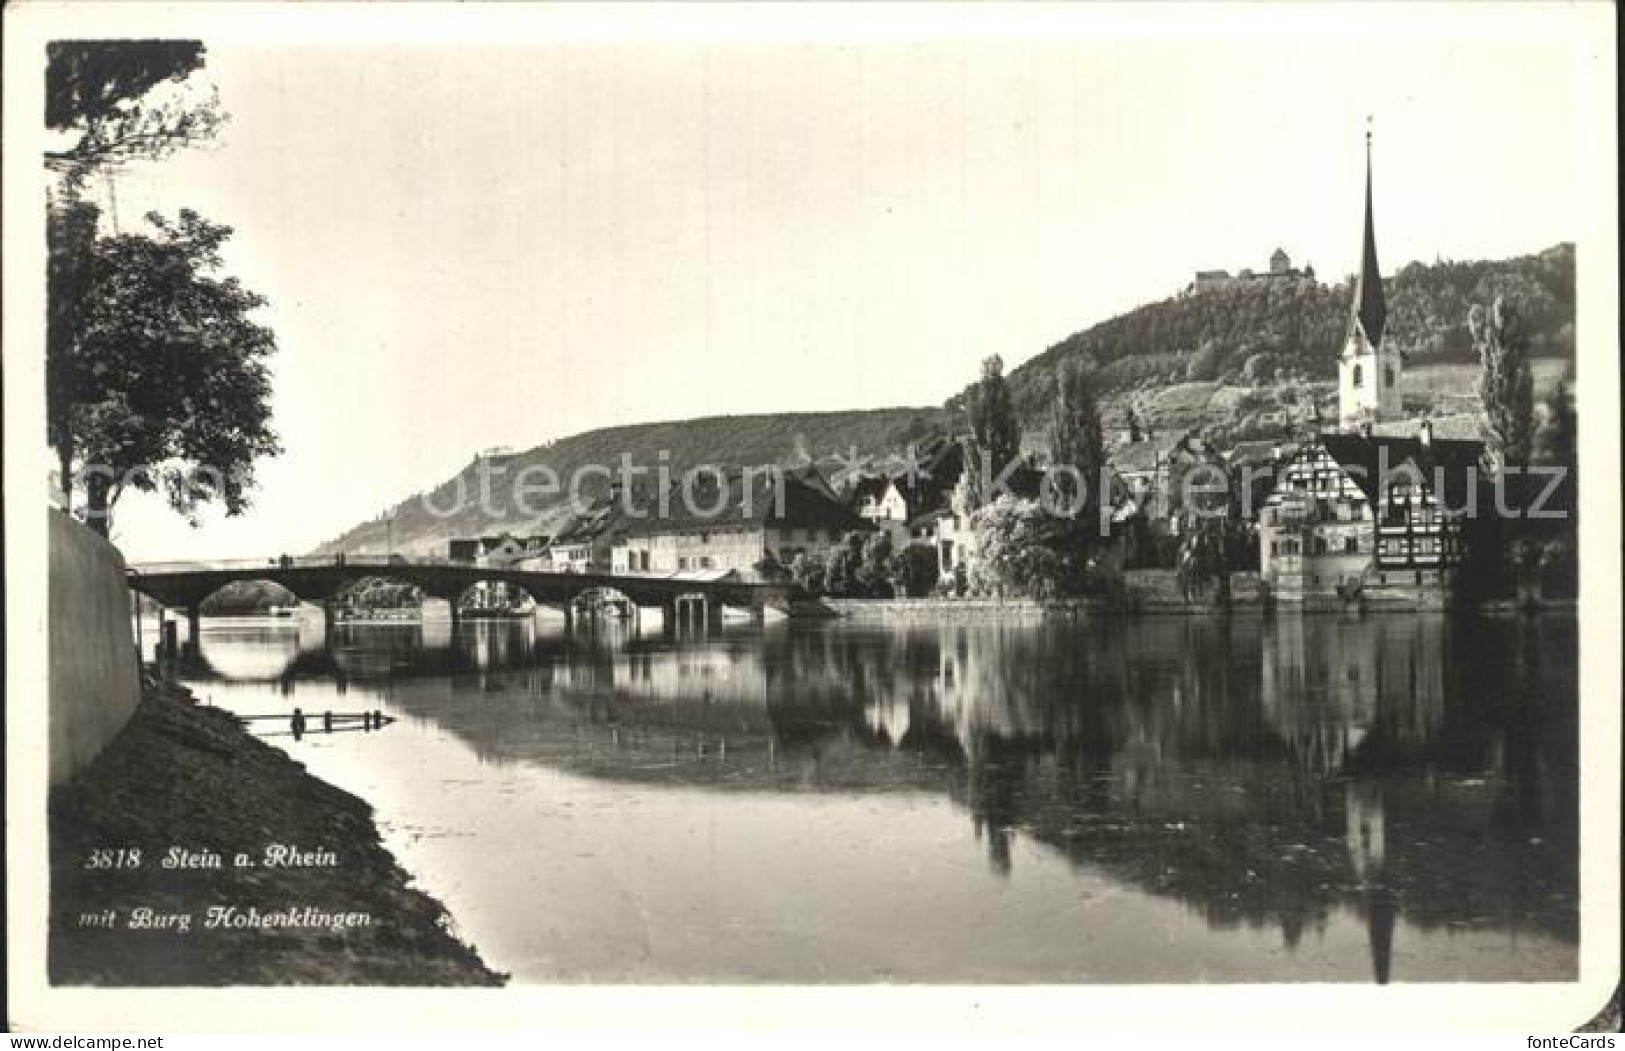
[49,677,505,985]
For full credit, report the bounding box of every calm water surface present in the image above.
[173,611,1578,984]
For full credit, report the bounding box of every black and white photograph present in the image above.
[5,1,1618,1034]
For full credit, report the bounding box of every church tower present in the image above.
[1338,124,1403,428]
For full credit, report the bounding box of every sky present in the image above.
[69,7,1599,561]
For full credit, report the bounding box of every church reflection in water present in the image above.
[188,609,1578,983]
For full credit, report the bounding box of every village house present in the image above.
[446,532,549,567]
[1107,430,1230,533]
[849,438,966,553]
[1258,423,1485,604]
[547,498,628,573]
[612,469,873,581]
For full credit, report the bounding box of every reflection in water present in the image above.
[181,612,1577,984]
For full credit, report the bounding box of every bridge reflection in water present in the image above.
[179,612,1578,984]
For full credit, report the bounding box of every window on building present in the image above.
[700,532,710,544]
[1344,536,1358,554]
[1314,536,1328,555]
[1385,366,1395,387]
[678,556,689,570]
[1353,363,1363,386]
[1415,570,1423,585]
[700,556,714,569]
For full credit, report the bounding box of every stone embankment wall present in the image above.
[823,597,1101,620]
[49,511,140,785]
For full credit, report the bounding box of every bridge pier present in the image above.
[185,603,201,658]
[669,594,721,634]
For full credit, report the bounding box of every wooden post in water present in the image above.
[160,618,179,673]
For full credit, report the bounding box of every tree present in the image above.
[966,496,1068,599]
[1186,338,1227,381]
[963,355,1020,478]
[889,543,940,598]
[1125,403,1144,443]
[1531,374,1577,598]
[1047,359,1106,529]
[53,209,281,535]
[857,531,895,596]
[753,553,792,584]
[1536,371,1577,471]
[47,197,102,504]
[45,40,225,189]
[1472,295,1535,467]
[1165,442,1250,599]
[790,550,828,597]
[822,533,869,597]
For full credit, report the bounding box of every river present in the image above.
[168,610,1578,984]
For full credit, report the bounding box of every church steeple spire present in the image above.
[1337,118,1403,429]
[1353,119,1387,346]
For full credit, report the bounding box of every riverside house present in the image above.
[850,438,966,552]
[1257,421,1486,605]
[548,496,629,572]
[613,470,873,581]
[446,532,549,567]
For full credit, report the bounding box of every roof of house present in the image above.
[848,475,891,506]
[1314,430,1486,509]
[549,501,626,546]
[786,463,837,501]
[847,436,964,518]
[1226,439,1297,468]
[982,465,1048,502]
[906,506,952,531]
[890,437,964,513]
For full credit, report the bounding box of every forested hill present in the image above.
[1002,242,1574,419]
[312,406,952,557]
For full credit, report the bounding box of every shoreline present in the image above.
[821,595,1579,620]
[48,676,505,986]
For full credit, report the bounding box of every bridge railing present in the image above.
[124,557,793,596]
[128,555,406,575]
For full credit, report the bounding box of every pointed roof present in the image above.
[1349,124,1387,349]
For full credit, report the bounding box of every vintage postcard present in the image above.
[5,1,1618,1034]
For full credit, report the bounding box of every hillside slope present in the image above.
[1003,242,1574,421]
[314,406,951,557]
[315,244,1574,556]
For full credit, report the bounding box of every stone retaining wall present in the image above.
[49,511,140,785]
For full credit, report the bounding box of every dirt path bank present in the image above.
[49,677,505,985]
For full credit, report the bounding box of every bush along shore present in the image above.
[49,676,505,985]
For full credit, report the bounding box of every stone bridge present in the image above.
[127,556,797,636]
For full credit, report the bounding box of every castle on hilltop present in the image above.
[1187,247,1315,295]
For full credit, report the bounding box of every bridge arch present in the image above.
[193,577,304,616]
[450,576,540,616]
[570,585,639,625]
